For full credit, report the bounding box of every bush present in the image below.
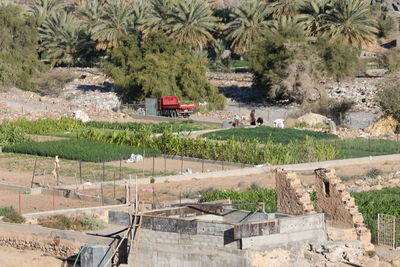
[377,77,400,123]
[103,33,225,110]
[0,122,31,146]
[0,4,44,90]
[3,139,160,162]
[38,215,103,231]
[328,99,355,125]
[244,36,293,100]
[317,41,360,81]
[0,207,25,224]
[377,49,400,73]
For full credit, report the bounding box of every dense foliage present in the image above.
[377,77,400,124]
[103,34,225,108]
[79,128,340,164]
[0,122,31,146]
[202,126,338,144]
[0,5,43,90]
[200,187,276,212]
[9,117,210,134]
[3,140,160,162]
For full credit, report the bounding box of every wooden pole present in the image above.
[152,156,155,177]
[30,158,38,188]
[164,155,167,174]
[142,150,146,177]
[113,172,116,199]
[79,160,82,184]
[100,184,104,206]
[135,175,138,213]
[83,185,86,207]
[18,192,21,214]
[129,174,132,204]
[181,152,184,174]
[102,162,105,181]
[52,189,55,210]
[119,159,122,180]
[152,183,155,209]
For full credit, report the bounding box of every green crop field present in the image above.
[201,126,338,144]
[9,117,212,136]
[3,140,160,162]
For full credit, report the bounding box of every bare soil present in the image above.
[0,246,63,267]
[0,188,101,214]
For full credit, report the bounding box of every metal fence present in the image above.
[376,214,400,249]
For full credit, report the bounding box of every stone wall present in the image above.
[314,168,374,251]
[276,169,315,215]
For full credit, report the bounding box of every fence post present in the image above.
[79,160,82,184]
[393,216,396,249]
[377,214,380,246]
[52,188,55,210]
[101,184,104,206]
[164,155,167,174]
[102,162,105,181]
[181,152,184,174]
[30,158,38,188]
[152,156,155,177]
[113,172,116,199]
[18,192,21,214]
[119,159,122,180]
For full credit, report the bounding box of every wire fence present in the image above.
[375,214,400,249]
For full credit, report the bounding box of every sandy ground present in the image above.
[0,247,64,267]
[80,159,400,204]
[0,153,237,187]
[0,188,101,214]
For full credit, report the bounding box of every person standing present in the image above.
[250,109,256,125]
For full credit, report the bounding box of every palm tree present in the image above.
[225,0,269,53]
[30,0,64,26]
[39,11,90,66]
[76,0,104,30]
[267,16,305,41]
[322,0,378,48]
[268,0,302,19]
[91,0,135,50]
[167,0,217,50]
[144,0,175,34]
[298,0,331,36]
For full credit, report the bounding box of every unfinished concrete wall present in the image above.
[315,168,373,251]
[276,169,314,215]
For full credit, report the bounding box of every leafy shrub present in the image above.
[0,122,31,146]
[200,188,276,212]
[244,36,293,100]
[0,206,16,216]
[11,117,84,135]
[201,126,338,144]
[3,140,160,162]
[377,49,400,73]
[39,215,103,231]
[294,122,309,128]
[0,207,25,224]
[378,77,400,124]
[0,4,44,90]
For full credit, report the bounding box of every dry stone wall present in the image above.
[314,168,374,251]
[276,169,315,215]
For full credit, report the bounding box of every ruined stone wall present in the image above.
[276,169,315,215]
[314,168,373,251]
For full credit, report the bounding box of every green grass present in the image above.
[202,126,338,144]
[0,206,25,223]
[200,188,276,213]
[330,138,400,158]
[9,117,212,136]
[38,215,104,231]
[3,140,160,162]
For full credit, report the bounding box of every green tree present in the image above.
[29,0,64,26]
[267,16,305,41]
[317,40,360,81]
[298,0,331,36]
[91,0,136,50]
[322,0,377,48]
[39,11,93,66]
[167,0,217,50]
[225,0,269,53]
[268,0,302,19]
[103,33,225,108]
[0,4,43,90]
[144,0,176,35]
[244,35,293,99]
[76,0,104,31]
[377,77,400,124]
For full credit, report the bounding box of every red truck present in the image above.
[157,96,196,118]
